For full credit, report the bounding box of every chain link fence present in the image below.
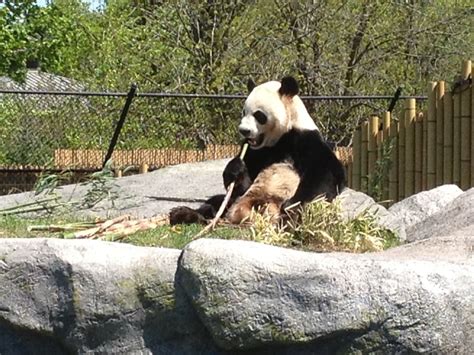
[0,87,423,167]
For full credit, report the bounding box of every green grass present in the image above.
[0,198,401,253]
[121,223,244,249]
[0,214,245,249]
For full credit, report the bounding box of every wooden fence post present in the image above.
[139,163,149,174]
[414,112,423,193]
[389,122,399,204]
[453,89,461,186]
[405,99,416,196]
[368,115,379,177]
[398,104,406,200]
[427,82,437,189]
[443,92,453,184]
[460,60,472,189]
[472,65,474,187]
[383,111,391,200]
[351,128,361,191]
[361,121,369,193]
[436,81,445,185]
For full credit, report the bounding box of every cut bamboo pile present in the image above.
[348,60,473,204]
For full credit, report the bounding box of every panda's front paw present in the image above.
[169,206,207,225]
[223,157,247,188]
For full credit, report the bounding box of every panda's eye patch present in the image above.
[253,111,267,125]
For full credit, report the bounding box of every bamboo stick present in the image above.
[368,115,379,178]
[139,163,149,174]
[398,105,406,200]
[460,60,472,189]
[389,122,399,204]
[422,108,428,190]
[405,99,416,196]
[453,91,461,186]
[427,82,437,189]
[382,112,391,201]
[472,67,474,187]
[360,121,369,193]
[414,112,423,193]
[436,81,445,186]
[193,143,249,239]
[351,128,361,191]
[443,92,453,184]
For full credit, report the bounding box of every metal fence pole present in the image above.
[102,83,137,168]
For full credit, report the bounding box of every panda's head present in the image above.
[239,76,318,150]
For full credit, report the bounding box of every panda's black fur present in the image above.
[169,77,346,225]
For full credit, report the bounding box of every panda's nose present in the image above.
[239,128,251,137]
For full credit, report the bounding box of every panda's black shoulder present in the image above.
[279,128,331,154]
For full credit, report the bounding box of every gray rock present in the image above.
[406,187,474,242]
[337,188,406,240]
[178,238,474,354]
[0,238,217,354]
[0,159,228,219]
[388,184,463,231]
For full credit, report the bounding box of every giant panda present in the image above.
[169,76,346,225]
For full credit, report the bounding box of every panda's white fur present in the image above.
[226,162,300,224]
[239,80,318,149]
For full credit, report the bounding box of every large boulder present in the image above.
[406,187,474,242]
[388,184,463,231]
[178,238,474,354]
[337,188,406,240]
[0,238,217,354]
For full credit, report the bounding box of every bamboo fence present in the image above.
[347,60,473,204]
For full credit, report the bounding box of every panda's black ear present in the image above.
[247,78,256,93]
[279,76,299,97]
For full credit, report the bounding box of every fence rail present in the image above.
[0,76,431,195]
[347,59,473,204]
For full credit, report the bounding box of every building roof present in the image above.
[0,69,85,92]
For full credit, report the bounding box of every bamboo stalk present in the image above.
[453,92,461,186]
[460,60,472,189]
[422,108,428,190]
[389,122,398,205]
[436,81,445,186]
[398,104,406,200]
[443,92,453,184]
[472,67,474,187]
[351,128,361,191]
[368,115,379,179]
[414,112,423,193]
[0,197,59,213]
[427,82,437,189]
[193,143,249,239]
[405,99,416,196]
[360,121,369,193]
[382,112,391,201]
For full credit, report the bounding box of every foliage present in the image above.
[80,159,119,208]
[0,0,472,153]
[367,136,396,202]
[248,197,399,253]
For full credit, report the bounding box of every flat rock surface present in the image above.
[0,159,228,219]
